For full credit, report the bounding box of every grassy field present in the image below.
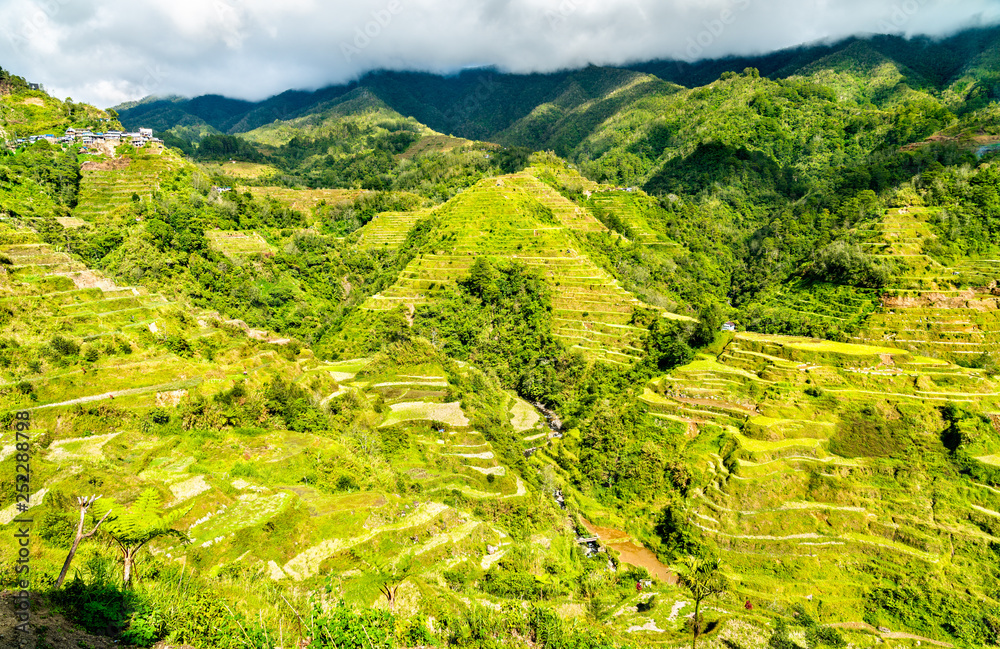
[241,186,367,214]
[206,229,277,262]
[399,133,474,159]
[198,161,281,180]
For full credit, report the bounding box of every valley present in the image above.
[3,25,1000,649]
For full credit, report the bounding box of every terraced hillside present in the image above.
[0,219,293,412]
[130,350,540,588]
[0,216,546,588]
[242,186,367,213]
[747,279,884,338]
[356,209,434,250]
[362,168,676,364]
[622,331,1000,642]
[589,189,692,248]
[0,221,591,639]
[854,207,1000,362]
[206,229,276,263]
[503,172,607,233]
[73,153,186,223]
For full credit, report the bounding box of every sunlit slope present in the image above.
[357,209,435,250]
[73,151,187,224]
[853,207,1000,362]
[633,331,1000,639]
[0,219,297,414]
[1,217,546,603]
[361,170,673,364]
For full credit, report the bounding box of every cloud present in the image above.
[0,0,997,107]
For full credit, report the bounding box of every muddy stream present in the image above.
[581,519,677,585]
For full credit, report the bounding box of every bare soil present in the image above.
[81,157,132,171]
[0,591,132,649]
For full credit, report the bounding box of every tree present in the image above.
[354,551,416,612]
[95,489,188,587]
[803,241,892,288]
[54,495,113,588]
[464,257,500,303]
[690,302,725,348]
[645,317,694,370]
[676,555,726,649]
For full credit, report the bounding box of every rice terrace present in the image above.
[3,10,1000,649]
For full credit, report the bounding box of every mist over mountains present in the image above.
[116,25,1000,145]
[4,0,997,106]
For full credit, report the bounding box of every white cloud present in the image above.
[0,0,996,107]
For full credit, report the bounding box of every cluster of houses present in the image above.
[11,126,162,151]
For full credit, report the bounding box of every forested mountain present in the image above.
[118,26,1000,140]
[2,22,1000,649]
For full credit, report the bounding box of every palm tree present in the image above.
[95,489,189,587]
[676,555,726,649]
[353,551,415,612]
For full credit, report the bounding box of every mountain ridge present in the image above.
[115,26,1000,144]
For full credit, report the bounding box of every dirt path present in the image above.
[829,622,953,647]
[26,378,200,410]
[882,632,953,646]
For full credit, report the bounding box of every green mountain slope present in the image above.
[7,31,1000,648]
[626,331,1000,643]
[115,27,1000,145]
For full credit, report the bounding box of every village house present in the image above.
[7,124,161,150]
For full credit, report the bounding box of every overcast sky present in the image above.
[0,0,997,108]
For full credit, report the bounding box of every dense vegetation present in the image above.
[5,26,1000,649]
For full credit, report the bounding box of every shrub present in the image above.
[803,241,893,288]
[168,591,269,649]
[308,599,395,649]
[49,335,81,357]
[50,578,136,638]
[443,567,469,591]
[162,334,193,357]
[147,408,171,425]
[480,569,553,599]
[805,625,846,648]
[38,509,75,547]
[335,474,359,492]
[637,595,657,613]
[397,615,435,647]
